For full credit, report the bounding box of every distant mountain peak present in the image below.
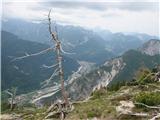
[139,39,160,56]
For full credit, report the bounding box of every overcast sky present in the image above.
[2,0,160,36]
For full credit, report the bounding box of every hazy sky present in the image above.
[2,0,160,36]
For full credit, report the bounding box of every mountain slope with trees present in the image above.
[1,31,80,94]
[65,39,160,101]
[3,19,157,64]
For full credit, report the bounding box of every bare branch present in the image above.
[41,63,58,69]
[5,90,13,96]
[118,112,149,118]
[54,21,60,42]
[49,68,59,79]
[48,9,58,43]
[60,45,75,55]
[5,88,17,111]
[41,68,59,88]
[48,9,52,35]
[84,76,90,81]
[150,113,160,120]
[11,47,53,62]
[135,102,160,109]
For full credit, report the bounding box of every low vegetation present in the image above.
[1,67,160,120]
[134,91,160,106]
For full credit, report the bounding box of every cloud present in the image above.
[35,1,158,12]
[2,1,46,21]
[2,0,160,36]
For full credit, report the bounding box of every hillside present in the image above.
[10,39,160,105]
[1,37,160,120]
[138,39,160,56]
[65,45,160,101]
[110,49,160,85]
[1,31,80,94]
[1,67,160,120]
[66,70,160,120]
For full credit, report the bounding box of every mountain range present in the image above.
[2,19,157,64]
[65,39,160,101]
[9,39,159,105]
[1,19,160,106]
[1,31,80,94]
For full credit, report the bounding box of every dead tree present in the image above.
[47,9,69,106]
[44,9,74,120]
[5,87,17,111]
[11,9,72,119]
[11,11,69,103]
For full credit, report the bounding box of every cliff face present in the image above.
[93,58,126,91]
[67,57,126,100]
[67,46,160,101]
[29,50,160,104]
[139,39,160,56]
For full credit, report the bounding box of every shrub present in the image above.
[86,108,101,118]
[91,88,106,99]
[107,81,126,91]
[134,92,160,106]
[135,68,156,84]
[1,102,10,112]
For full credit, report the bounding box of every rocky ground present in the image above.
[1,68,160,120]
[1,82,160,120]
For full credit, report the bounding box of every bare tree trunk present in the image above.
[5,87,17,111]
[56,42,69,105]
[48,9,69,106]
[11,10,70,119]
[10,96,14,110]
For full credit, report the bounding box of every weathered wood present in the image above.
[47,9,69,106]
[135,102,160,109]
[11,47,53,62]
[118,112,149,118]
[5,87,17,111]
[150,113,160,120]
[45,111,60,119]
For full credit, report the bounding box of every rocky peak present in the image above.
[92,57,126,91]
[139,39,160,56]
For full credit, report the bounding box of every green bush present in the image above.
[135,68,156,84]
[134,92,160,106]
[86,109,101,118]
[138,75,155,84]
[91,88,106,99]
[1,102,10,112]
[1,92,10,112]
[107,81,126,91]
